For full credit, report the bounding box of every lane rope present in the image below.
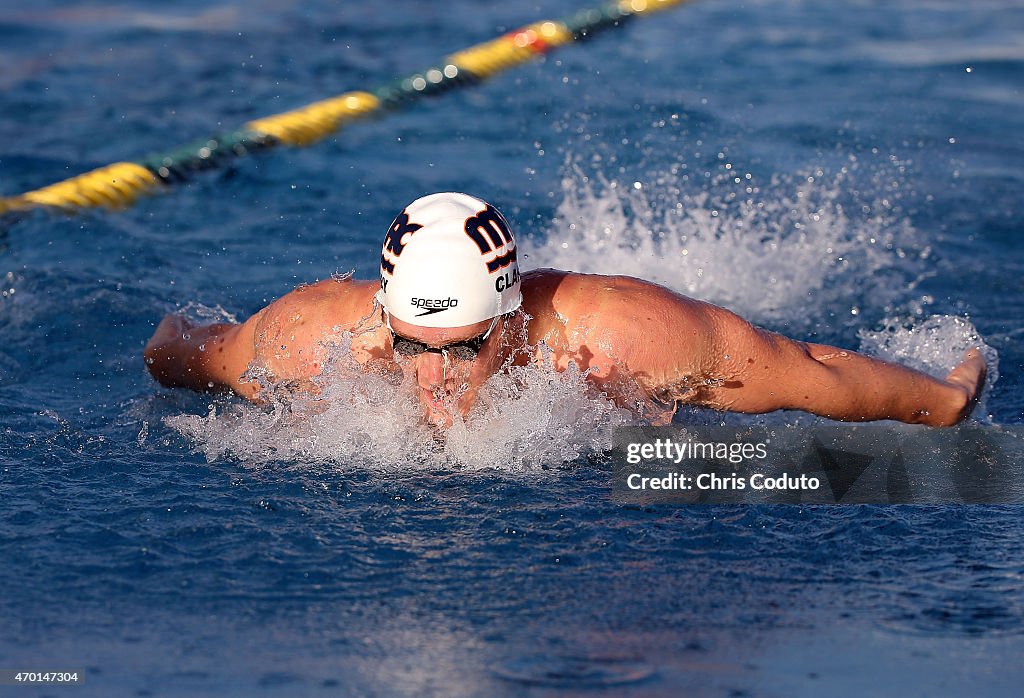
[0,0,688,215]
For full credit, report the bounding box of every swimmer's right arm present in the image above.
[144,313,262,400]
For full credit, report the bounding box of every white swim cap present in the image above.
[376,192,522,328]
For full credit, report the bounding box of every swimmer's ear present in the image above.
[351,295,386,335]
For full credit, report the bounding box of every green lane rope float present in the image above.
[0,0,688,216]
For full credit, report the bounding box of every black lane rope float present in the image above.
[0,0,688,215]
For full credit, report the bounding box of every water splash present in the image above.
[166,337,632,470]
[165,159,1002,462]
[177,301,238,324]
[520,162,930,333]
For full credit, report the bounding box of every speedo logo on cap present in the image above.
[411,297,459,317]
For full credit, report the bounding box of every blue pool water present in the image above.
[2,0,1023,695]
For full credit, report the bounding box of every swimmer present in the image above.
[144,192,987,427]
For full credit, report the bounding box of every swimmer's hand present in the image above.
[145,315,193,356]
[144,314,195,386]
[941,348,987,424]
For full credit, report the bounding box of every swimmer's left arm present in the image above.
[694,306,985,427]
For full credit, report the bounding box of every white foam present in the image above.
[177,301,238,324]
[166,338,632,471]
[519,162,928,332]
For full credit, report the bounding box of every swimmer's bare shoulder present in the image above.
[250,277,382,381]
[520,268,711,390]
[144,276,380,400]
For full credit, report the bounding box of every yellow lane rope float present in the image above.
[0,0,688,215]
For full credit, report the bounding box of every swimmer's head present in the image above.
[376,192,522,328]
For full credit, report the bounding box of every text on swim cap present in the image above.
[464,204,519,273]
[380,210,423,275]
[410,297,459,309]
[495,267,520,292]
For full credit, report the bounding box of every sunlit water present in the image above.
[1,0,1022,695]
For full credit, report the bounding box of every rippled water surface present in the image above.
[2,0,1023,695]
